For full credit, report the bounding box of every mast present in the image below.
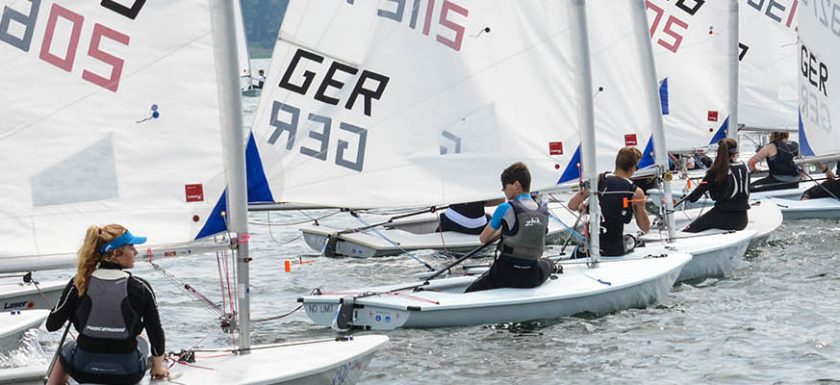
[631,0,676,240]
[569,0,599,266]
[727,0,739,141]
[210,0,251,351]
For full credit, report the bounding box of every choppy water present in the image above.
[3,60,839,384]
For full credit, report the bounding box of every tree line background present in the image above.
[241,0,289,58]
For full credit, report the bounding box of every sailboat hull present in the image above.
[0,310,47,352]
[0,335,387,385]
[301,211,568,258]
[0,281,64,312]
[299,253,691,330]
[769,197,840,220]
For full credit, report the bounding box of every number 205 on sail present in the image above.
[0,0,146,92]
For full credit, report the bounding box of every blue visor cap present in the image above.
[99,230,147,254]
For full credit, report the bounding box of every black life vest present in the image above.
[767,141,799,178]
[597,172,637,256]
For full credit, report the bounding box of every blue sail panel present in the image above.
[708,117,729,145]
[659,78,670,115]
[798,112,815,157]
[195,134,276,239]
[557,145,582,184]
[638,136,656,169]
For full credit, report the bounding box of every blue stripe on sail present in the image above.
[245,133,275,203]
[659,78,669,115]
[709,117,729,145]
[798,112,815,157]
[557,145,582,184]
[196,191,228,239]
[638,136,656,169]
[195,134,276,239]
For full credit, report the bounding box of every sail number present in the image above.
[0,0,145,92]
[646,0,705,54]
[267,101,368,172]
[800,43,831,133]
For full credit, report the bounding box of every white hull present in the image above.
[548,205,759,282]
[0,281,65,312]
[299,253,691,330]
[769,197,840,220]
[0,335,388,385]
[0,310,47,351]
[301,209,572,258]
[669,200,783,247]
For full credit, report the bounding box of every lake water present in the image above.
[3,59,838,384]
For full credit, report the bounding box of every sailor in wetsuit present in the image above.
[802,161,840,200]
[749,132,801,192]
[46,224,169,385]
[683,138,751,233]
[568,147,651,257]
[464,162,555,292]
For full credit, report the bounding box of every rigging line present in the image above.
[351,213,435,271]
[149,261,225,318]
[249,210,342,227]
[251,304,303,323]
[802,172,840,200]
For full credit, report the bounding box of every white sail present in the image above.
[646,0,736,151]
[0,2,230,268]
[797,0,840,157]
[233,0,254,91]
[738,0,799,131]
[588,0,662,169]
[250,0,584,209]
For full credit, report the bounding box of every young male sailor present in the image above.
[46,224,169,385]
[749,132,801,192]
[683,138,750,232]
[464,162,555,292]
[568,147,651,257]
[437,199,505,235]
[801,162,840,200]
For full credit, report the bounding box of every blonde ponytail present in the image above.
[75,224,127,296]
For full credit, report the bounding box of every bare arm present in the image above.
[632,187,650,233]
[567,190,588,212]
[748,144,774,172]
[479,224,500,244]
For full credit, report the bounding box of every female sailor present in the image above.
[683,138,750,233]
[46,224,169,385]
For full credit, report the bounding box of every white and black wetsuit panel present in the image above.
[438,201,489,235]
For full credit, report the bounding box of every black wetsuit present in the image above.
[437,201,490,235]
[465,196,554,292]
[684,162,750,233]
[47,261,165,384]
[802,163,840,200]
[598,173,637,256]
[751,141,800,192]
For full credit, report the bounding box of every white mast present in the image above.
[570,0,599,266]
[209,0,251,351]
[631,0,676,240]
[727,0,739,141]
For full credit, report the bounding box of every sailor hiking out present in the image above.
[46,224,169,385]
[465,162,555,292]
